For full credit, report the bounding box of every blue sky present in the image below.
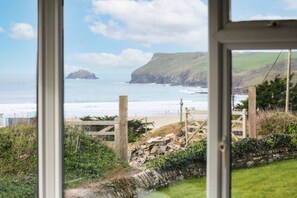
[0,0,297,76]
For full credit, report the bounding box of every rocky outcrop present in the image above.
[129,133,186,167]
[66,69,98,79]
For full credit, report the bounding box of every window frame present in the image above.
[208,0,297,198]
[37,0,64,197]
[36,0,297,197]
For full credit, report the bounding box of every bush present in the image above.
[148,133,297,171]
[257,111,297,135]
[236,75,297,111]
[0,124,129,196]
[147,140,206,170]
[64,126,128,181]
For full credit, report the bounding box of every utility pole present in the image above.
[285,49,292,113]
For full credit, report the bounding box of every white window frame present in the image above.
[38,0,64,197]
[208,1,297,198]
[35,0,297,197]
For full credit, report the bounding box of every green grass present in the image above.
[0,124,129,196]
[145,158,297,198]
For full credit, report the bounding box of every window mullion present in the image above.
[37,0,64,197]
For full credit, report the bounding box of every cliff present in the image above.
[130,51,297,90]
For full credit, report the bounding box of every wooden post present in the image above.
[285,49,291,113]
[248,87,256,137]
[145,117,148,133]
[185,108,188,147]
[242,109,247,138]
[114,117,119,152]
[115,96,128,161]
[180,99,183,123]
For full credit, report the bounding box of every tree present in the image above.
[236,75,297,111]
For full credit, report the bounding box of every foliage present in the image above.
[64,126,128,182]
[128,119,154,142]
[147,140,207,170]
[0,124,129,196]
[236,75,297,111]
[0,125,37,175]
[148,133,297,171]
[257,111,297,135]
[80,116,154,142]
[231,133,296,160]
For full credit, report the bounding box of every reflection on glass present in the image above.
[231,0,297,22]
[0,1,37,197]
[231,50,297,197]
[64,0,208,197]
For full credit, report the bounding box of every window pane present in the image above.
[231,49,297,197]
[231,0,297,22]
[0,1,37,197]
[64,0,208,197]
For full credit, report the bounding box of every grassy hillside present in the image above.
[130,51,297,91]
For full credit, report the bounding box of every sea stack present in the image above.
[66,69,98,79]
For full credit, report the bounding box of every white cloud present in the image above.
[284,0,297,10]
[89,0,208,49]
[10,23,36,40]
[69,48,153,68]
[0,27,4,33]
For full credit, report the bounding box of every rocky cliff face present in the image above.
[130,52,297,90]
[130,52,208,87]
[66,69,98,79]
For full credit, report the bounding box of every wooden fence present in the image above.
[65,96,128,161]
[185,108,247,145]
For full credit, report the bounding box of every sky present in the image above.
[0,0,297,76]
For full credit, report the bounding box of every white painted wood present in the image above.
[209,1,297,197]
[37,0,63,197]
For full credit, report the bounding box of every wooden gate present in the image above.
[185,108,247,145]
[65,96,128,161]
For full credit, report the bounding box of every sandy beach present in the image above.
[129,114,181,129]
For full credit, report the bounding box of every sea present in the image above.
[0,73,247,118]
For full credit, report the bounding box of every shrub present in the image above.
[64,126,128,181]
[0,124,129,196]
[148,133,297,171]
[147,140,206,170]
[257,111,297,135]
[236,75,297,111]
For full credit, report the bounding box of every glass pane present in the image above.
[231,0,297,22]
[231,49,297,197]
[0,1,37,197]
[64,0,208,197]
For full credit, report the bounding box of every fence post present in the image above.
[116,96,128,162]
[248,86,256,137]
[145,117,148,134]
[185,108,188,147]
[242,109,247,138]
[114,117,119,152]
[180,99,183,123]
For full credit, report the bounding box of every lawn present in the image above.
[145,158,297,198]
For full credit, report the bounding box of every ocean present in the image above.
[0,73,247,118]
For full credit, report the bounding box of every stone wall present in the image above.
[67,150,297,198]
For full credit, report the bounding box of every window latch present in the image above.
[219,136,227,168]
